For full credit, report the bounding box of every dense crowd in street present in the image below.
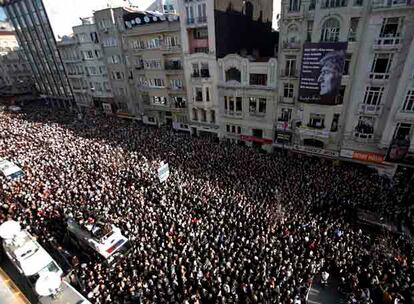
[1,106,414,304]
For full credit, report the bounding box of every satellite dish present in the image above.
[173,15,178,21]
[135,17,141,24]
[160,15,166,21]
[153,17,158,22]
[125,21,132,28]
[0,220,21,240]
[35,272,62,297]
[131,19,135,25]
[144,16,150,23]
[168,16,174,22]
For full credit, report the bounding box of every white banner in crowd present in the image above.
[158,162,170,183]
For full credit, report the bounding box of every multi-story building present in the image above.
[147,0,177,14]
[277,0,414,167]
[93,7,135,116]
[123,11,188,129]
[74,17,113,111]
[0,21,18,55]
[177,0,278,141]
[0,48,36,104]
[0,0,74,108]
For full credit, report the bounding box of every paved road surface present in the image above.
[308,276,344,304]
[0,268,31,304]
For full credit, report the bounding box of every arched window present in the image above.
[225,67,241,83]
[287,24,299,43]
[321,18,340,42]
[245,1,253,19]
[288,0,301,12]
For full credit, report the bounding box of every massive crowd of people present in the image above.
[0,106,413,304]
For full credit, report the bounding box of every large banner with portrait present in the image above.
[299,42,348,105]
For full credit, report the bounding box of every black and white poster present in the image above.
[299,42,348,105]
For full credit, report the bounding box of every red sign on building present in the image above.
[240,135,273,144]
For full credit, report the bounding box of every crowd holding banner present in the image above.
[0,105,414,303]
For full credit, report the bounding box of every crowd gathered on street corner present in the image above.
[1,106,414,304]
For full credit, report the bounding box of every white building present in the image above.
[176,0,277,139]
[278,0,414,167]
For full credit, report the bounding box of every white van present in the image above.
[66,219,130,261]
[0,159,24,180]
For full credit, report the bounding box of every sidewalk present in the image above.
[0,268,31,304]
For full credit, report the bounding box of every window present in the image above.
[108,55,120,64]
[173,96,186,108]
[226,68,241,82]
[193,28,208,39]
[249,97,266,114]
[192,108,198,121]
[192,63,200,77]
[354,0,363,5]
[321,18,340,42]
[149,78,165,87]
[363,87,384,105]
[331,114,340,132]
[165,36,179,47]
[288,0,301,12]
[394,123,412,140]
[403,90,414,112]
[308,113,325,129]
[186,6,194,24]
[348,18,359,42]
[370,53,393,78]
[112,71,124,80]
[321,0,348,8]
[147,37,161,49]
[152,96,168,105]
[285,56,297,77]
[90,32,99,43]
[170,79,183,89]
[284,83,294,98]
[236,97,242,112]
[355,116,375,135]
[201,63,210,77]
[144,59,161,70]
[309,0,316,9]
[205,87,210,102]
[307,21,313,42]
[343,54,352,75]
[287,24,299,44]
[380,17,400,38]
[83,50,93,59]
[195,87,203,101]
[278,108,292,122]
[197,3,207,23]
[211,110,216,123]
[201,109,207,122]
[250,74,267,86]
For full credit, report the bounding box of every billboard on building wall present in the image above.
[299,42,348,105]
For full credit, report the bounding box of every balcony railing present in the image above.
[298,127,330,138]
[372,0,411,8]
[358,103,384,115]
[279,96,295,104]
[224,110,243,117]
[375,34,402,48]
[192,69,210,78]
[281,70,299,78]
[165,62,182,70]
[197,16,207,23]
[283,41,301,49]
[320,0,348,8]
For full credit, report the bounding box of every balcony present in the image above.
[279,96,295,104]
[276,121,291,130]
[282,41,301,50]
[224,110,243,118]
[372,0,412,9]
[298,126,330,139]
[353,132,375,143]
[369,72,390,81]
[165,62,182,70]
[374,34,402,49]
[358,103,384,115]
[197,16,207,24]
[280,70,299,79]
[192,69,210,78]
[320,0,348,8]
